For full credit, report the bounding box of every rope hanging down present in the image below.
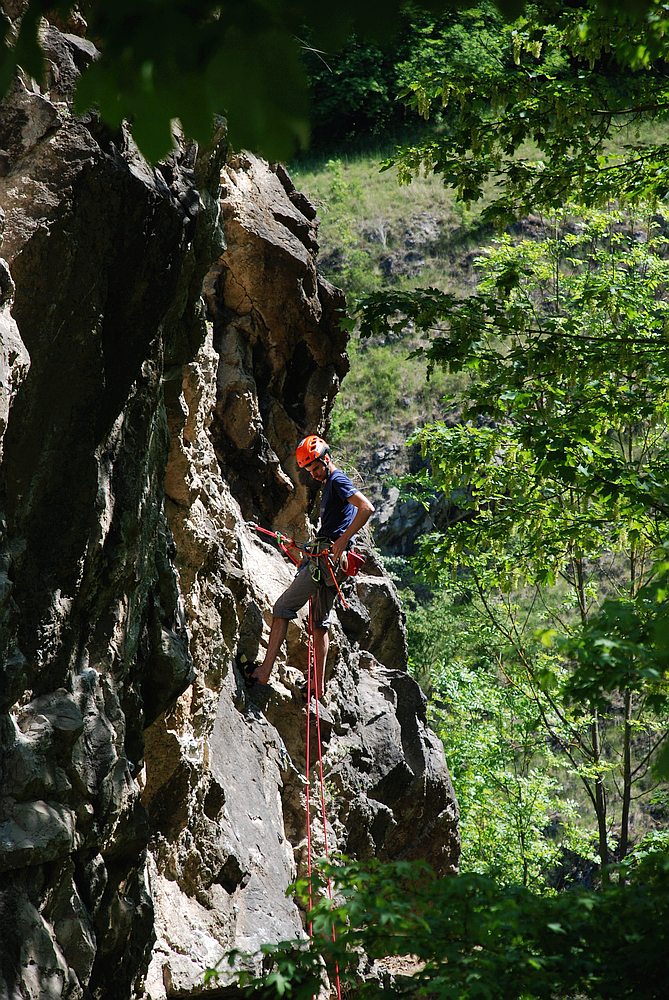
[248,523,343,997]
[305,597,342,1000]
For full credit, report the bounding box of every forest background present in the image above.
[2,1,669,997]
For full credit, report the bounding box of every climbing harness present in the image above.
[304,538,342,595]
[248,522,344,997]
[246,522,365,610]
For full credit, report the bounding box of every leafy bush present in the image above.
[304,36,399,149]
[302,4,507,154]
[207,852,669,998]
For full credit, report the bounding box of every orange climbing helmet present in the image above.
[296,435,330,468]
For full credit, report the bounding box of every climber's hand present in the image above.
[331,536,347,563]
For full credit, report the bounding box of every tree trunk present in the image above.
[619,688,633,860]
[591,711,609,878]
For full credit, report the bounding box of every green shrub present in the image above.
[208,852,669,998]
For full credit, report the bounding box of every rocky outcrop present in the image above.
[208,152,349,537]
[0,15,459,1000]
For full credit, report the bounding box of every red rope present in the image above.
[324,556,349,610]
[247,523,343,583]
[305,601,314,937]
[306,598,342,1000]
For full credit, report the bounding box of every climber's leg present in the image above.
[246,563,316,686]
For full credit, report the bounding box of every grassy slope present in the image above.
[290,152,488,495]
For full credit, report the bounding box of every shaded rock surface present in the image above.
[0,15,459,1000]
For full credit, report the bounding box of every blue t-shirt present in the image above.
[320,469,357,542]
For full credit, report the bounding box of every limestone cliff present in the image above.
[0,14,459,999]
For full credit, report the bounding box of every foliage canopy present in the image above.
[0,0,449,161]
[0,2,662,161]
[389,0,669,224]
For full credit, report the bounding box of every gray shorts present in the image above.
[273,561,336,630]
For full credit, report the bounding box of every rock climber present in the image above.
[246,434,374,696]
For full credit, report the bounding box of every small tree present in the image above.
[405,585,590,888]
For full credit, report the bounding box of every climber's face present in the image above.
[305,456,330,482]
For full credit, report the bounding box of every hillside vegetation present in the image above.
[291,154,481,486]
[294,144,669,870]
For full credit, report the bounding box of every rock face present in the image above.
[0,16,459,1000]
